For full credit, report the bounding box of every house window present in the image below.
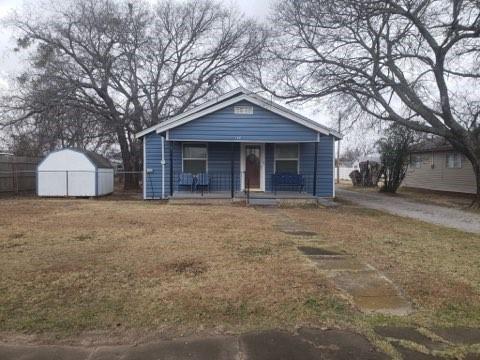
[275,144,299,173]
[183,143,207,174]
[234,105,253,115]
[411,154,422,168]
[446,152,462,169]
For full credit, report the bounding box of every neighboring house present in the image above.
[37,148,114,197]
[136,87,341,200]
[403,138,477,194]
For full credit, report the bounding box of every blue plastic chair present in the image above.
[178,173,194,192]
[195,173,210,193]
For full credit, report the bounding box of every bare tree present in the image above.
[250,0,480,204]
[3,0,266,188]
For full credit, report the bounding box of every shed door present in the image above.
[245,145,261,189]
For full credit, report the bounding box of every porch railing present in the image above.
[173,172,319,199]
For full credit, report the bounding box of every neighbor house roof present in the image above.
[135,87,342,139]
[409,137,454,154]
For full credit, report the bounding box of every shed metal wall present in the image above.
[37,149,112,197]
[168,100,319,142]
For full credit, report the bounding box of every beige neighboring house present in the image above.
[403,138,477,194]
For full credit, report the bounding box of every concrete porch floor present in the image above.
[171,191,317,200]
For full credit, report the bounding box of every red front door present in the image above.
[245,145,261,189]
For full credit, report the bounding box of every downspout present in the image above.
[161,136,165,199]
[332,137,335,197]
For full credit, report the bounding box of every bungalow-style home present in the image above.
[403,138,477,194]
[136,88,341,200]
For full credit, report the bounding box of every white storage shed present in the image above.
[37,148,114,197]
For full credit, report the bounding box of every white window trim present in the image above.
[274,143,300,174]
[181,143,208,173]
[446,151,462,169]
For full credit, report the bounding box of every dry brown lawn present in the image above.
[1,197,480,344]
[0,198,347,342]
[286,205,480,328]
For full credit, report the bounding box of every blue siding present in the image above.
[144,132,163,199]
[300,135,334,197]
[169,100,318,142]
[206,142,241,191]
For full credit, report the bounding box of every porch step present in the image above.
[248,198,279,206]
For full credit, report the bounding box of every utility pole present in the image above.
[336,112,341,184]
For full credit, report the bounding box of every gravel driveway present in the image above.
[337,188,480,234]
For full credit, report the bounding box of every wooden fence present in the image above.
[0,155,41,194]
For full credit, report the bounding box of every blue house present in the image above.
[136,88,341,200]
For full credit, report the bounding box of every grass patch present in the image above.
[1,197,480,344]
[0,198,342,340]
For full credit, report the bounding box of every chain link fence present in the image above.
[0,169,143,197]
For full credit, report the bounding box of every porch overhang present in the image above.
[164,131,321,143]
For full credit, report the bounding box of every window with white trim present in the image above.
[410,154,422,168]
[183,143,207,174]
[234,105,253,115]
[446,152,462,169]
[275,144,299,174]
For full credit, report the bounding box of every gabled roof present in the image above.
[41,148,113,169]
[136,87,342,139]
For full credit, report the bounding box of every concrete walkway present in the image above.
[260,208,413,316]
[0,329,388,360]
[337,189,480,234]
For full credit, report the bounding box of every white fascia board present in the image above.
[154,94,333,136]
[135,87,250,139]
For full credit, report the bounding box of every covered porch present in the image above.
[162,139,333,199]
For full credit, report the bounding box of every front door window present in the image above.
[245,145,261,189]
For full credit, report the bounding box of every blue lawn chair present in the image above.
[195,173,210,193]
[178,173,194,192]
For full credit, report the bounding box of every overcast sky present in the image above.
[0,0,272,89]
[0,0,369,151]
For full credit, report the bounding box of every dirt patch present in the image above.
[238,246,273,258]
[298,246,344,256]
[164,259,208,276]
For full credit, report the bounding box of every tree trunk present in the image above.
[116,127,141,190]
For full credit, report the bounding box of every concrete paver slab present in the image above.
[309,256,369,271]
[0,345,90,360]
[91,337,238,360]
[433,327,480,345]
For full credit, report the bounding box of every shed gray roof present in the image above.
[70,148,113,169]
